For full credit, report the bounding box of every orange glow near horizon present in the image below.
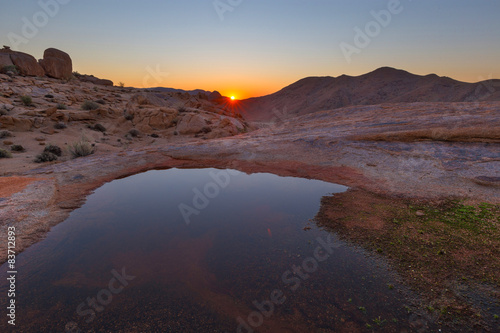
[73,56,500,101]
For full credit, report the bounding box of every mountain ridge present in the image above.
[240,67,500,121]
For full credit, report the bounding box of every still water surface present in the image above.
[1,168,422,332]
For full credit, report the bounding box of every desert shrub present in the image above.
[124,112,134,121]
[1,65,18,75]
[54,122,67,129]
[0,130,13,138]
[21,95,33,106]
[34,151,57,163]
[95,99,105,105]
[11,145,25,152]
[44,144,62,156]
[177,105,188,113]
[68,139,94,158]
[72,71,81,77]
[118,82,125,88]
[56,103,67,110]
[91,123,106,132]
[201,126,212,134]
[151,133,159,138]
[81,100,99,110]
[0,148,12,158]
[128,129,140,137]
[44,94,54,99]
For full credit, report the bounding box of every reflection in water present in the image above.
[1,168,420,332]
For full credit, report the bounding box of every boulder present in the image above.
[207,117,246,138]
[0,116,34,131]
[39,48,72,79]
[177,113,210,135]
[130,107,178,133]
[68,112,96,122]
[9,51,45,77]
[0,54,14,70]
[45,107,58,117]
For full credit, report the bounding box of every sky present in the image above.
[1,0,499,99]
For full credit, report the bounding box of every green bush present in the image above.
[68,139,94,158]
[54,122,67,129]
[0,148,12,158]
[0,130,13,138]
[128,129,140,137]
[1,65,18,75]
[91,123,106,132]
[11,145,25,152]
[81,100,99,110]
[34,151,58,163]
[124,112,134,121]
[21,95,33,106]
[44,144,62,157]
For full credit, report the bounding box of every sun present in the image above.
[231,96,235,100]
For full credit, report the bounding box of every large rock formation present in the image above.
[0,47,45,77]
[39,48,72,80]
[0,53,14,69]
[177,113,209,135]
[131,108,179,133]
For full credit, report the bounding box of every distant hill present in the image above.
[240,67,500,121]
[147,87,214,96]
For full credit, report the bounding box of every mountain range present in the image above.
[238,67,500,121]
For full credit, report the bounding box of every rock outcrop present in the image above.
[131,108,179,133]
[0,47,45,77]
[0,53,14,69]
[177,113,209,135]
[39,48,72,80]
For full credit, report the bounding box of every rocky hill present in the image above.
[240,67,500,121]
[0,48,250,174]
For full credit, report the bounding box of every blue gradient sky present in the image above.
[1,0,499,98]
